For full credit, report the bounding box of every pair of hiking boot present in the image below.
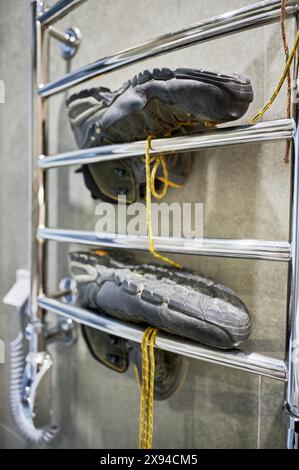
[67,67,253,394]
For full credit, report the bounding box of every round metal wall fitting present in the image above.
[60,27,81,60]
[59,277,78,304]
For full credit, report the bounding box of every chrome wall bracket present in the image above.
[45,318,77,346]
[48,26,81,59]
[45,277,78,346]
[44,278,78,346]
[25,315,77,348]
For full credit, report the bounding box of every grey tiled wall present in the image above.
[0,0,293,448]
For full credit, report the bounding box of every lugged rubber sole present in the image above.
[67,67,253,106]
[69,251,252,350]
[67,67,254,148]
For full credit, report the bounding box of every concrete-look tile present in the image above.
[153,359,260,449]
[258,378,286,449]
[0,423,26,449]
[0,0,293,449]
[0,423,27,449]
[48,334,261,449]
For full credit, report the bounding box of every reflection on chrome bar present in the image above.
[38,119,295,169]
[39,0,299,96]
[38,228,291,262]
[38,0,88,26]
[38,297,288,381]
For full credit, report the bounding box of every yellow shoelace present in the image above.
[144,119,213,268]
[249,29,299,126]
[145,136,182,269]
[139,326,159,449]
[280,0,292,120]
[280,0,292,163]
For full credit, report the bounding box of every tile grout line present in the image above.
[0,11,20,29]
[0,421,25,444]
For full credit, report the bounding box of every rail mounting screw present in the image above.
[60,27,81,60]
[58,318,77,346]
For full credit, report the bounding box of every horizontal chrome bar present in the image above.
[39,119,295,169]
[38,0,88,27]
[39,0,299,97]
[38,297,287,381]
[38,228,291,262]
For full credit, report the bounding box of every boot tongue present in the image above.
[100,80,132,106]
[97,90,117,106]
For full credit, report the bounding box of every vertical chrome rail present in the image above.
[30,0,49,351]
[285,109,299,450]
[284,11,299,447]
[21,0,58,441]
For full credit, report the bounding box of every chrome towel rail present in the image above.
[30,0,299,448]
[38,0,88,27]
[38,297,288,382]
[39,0,299,97]
[39,119,295,169]
[38,229,291,262]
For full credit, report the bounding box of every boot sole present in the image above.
[70,251,252,350]
[67,67,254,148]
[67,67,253,106]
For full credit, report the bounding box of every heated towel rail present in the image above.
[30,0,299,448]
